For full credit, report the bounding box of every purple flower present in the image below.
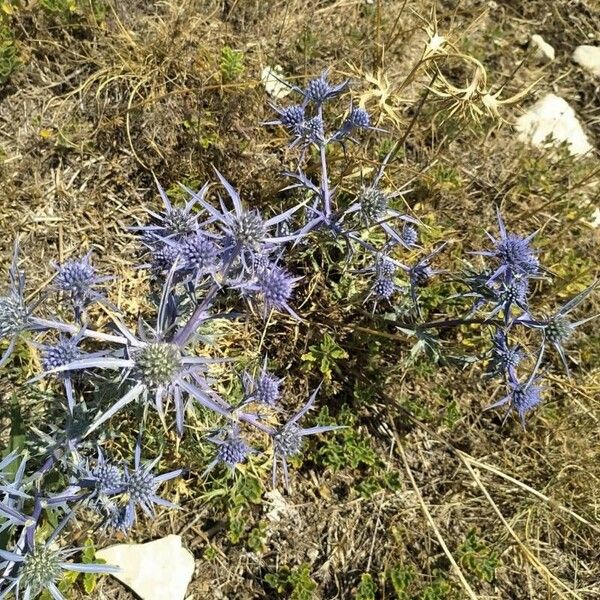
[180,233,221,281]
[249,262,302,319]
[185,170,303,277]
[486,331,523,381]
[205,426,253,474]
[302,70,349,105]
[52,253,112,318]
[271,386,342,489]
[34,276,233,439]
[488,378,543,429]
[242,357,283,407]
[268,104,306,132]
[521,280,598,376]
[133,180,204,242]
[0,514,118,599]
[122,438,182,523]
[474,210,539,283]
[0,240,35,368]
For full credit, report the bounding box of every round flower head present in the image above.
[273,423,303,458]
[476,210,539,283]
[133,342,182,391]
[400,224,418,248]
[243,358,283,407]
[359,186,388,223]
[296,116,324,145]
[371,277,395,301]
[41,338,81,379]
[0,295,28,340]
[232,210,266,251]
[180,233,220,278]
[162,207,197,237]
[303,70,348,104]
[150,243,181,275]
[487,331,523,380]
[347,107,370,128]
[253,263,301,319]
[376,256,397,278]
[488,379,542,429]
[53,253,111,317]
[279,105,305,130]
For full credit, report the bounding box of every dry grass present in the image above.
[0,0,599,598]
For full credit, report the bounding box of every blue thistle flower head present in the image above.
[53,253,111,316]
[206,426,253,473]
[277,104,305,130]
[41,336,81,380]
[0,240,34,368]
[358,186,388,223]
[243,358,283,407]
[347,107,370,128]
[252,262,301,319]
[123,440,182,520]
[294,115,325,146]
[487,331,523,379]
[78,449,124,500]
[400,224,419,248]
[149,242,181,275]
[271,386,343,489]
[370,277,395,301]
[180,233,220,278]
[489,378,543,428]
[0,516,118,598]
[376,256,398,278]
[303,70,349,104]
[133,180,204,242]
[476,211,539,283]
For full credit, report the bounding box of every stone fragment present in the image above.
[530,34,555,62]
[572,45,600,77]
[515,94,593,156]
[96,535,195,600]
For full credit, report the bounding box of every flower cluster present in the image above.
[1,68,596,599]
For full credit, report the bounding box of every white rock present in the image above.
[515,94,593,156]
[261,66,291,100]
[96,535,194,600]
[590,207,600,228]
[530,34,555,62]
[572,45,600,77]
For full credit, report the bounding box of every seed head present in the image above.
[359,187,388,222]
[19,546,62,597]
[234,211,266,250]
[273,423,303,457]
[545,316,573,344]
[134,343,182,390]
[0,295,28,339]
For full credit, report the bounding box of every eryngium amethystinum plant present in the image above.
[1,69,597,598]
